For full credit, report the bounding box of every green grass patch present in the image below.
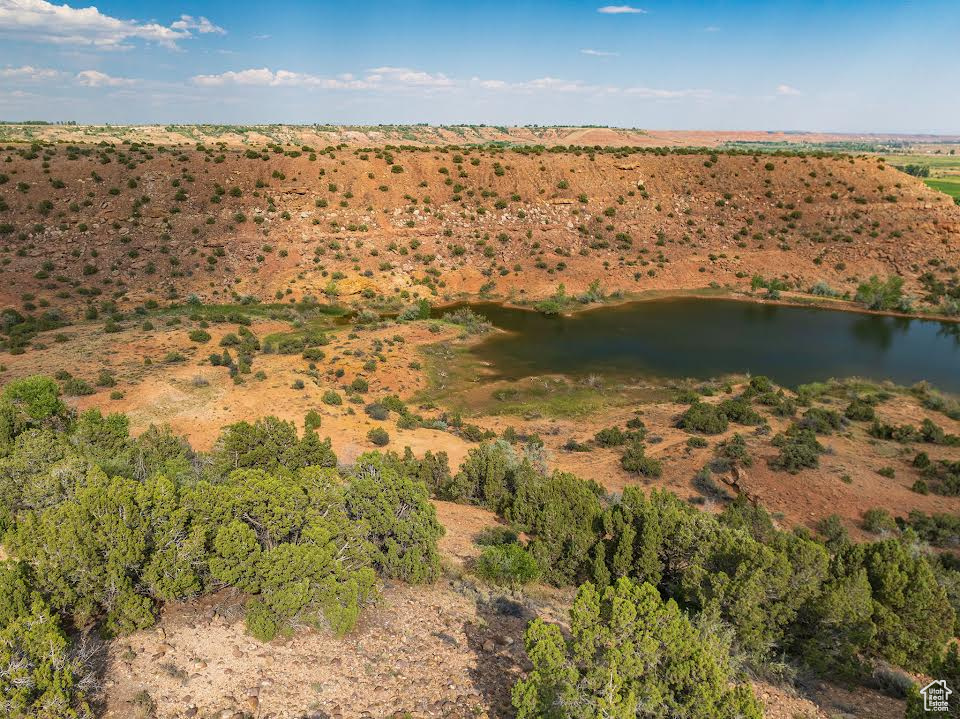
[889,153,960,172]
[924,177,960,200]
[412,341,485,410]
[482,379,634,418]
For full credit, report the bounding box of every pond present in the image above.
[449,298,960,393]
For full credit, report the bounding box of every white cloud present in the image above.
[776,84,802,96]
[0,0,222,49]
[0,64,61,80]
[597,5,647,14]
[189,66,711,105]
[580,49,619,57]
[192,68,371,89]
[170,14,225,35]
[365,66,453,88]
[704,25,721,32]
[470,76,589,93]
[192,66,453,91]
[75,69,135,86]
[524,77,590,92]
[471,77,508,90]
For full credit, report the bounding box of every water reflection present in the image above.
[850,316,898,351]
[451,299,960,392]
[937,322,960,345]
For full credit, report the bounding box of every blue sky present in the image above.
[0,0,958,132]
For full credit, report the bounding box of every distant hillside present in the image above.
[0,139,957,321]
[2,123,960,150]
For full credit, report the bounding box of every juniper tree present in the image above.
[512,578,763,719]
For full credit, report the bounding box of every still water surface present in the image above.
[453,299,960,392]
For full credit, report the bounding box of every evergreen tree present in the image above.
[513,578,763,719]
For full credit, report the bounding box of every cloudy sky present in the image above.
[0,0,957,132]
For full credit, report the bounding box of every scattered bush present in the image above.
[367,427,390,446]
[677,401,728,434]
[770,425,825,472]
[474,543,540,586]
[862,508,897,534]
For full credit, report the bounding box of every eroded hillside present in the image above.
[0,140,957,324]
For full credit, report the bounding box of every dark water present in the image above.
[452,299,960,392]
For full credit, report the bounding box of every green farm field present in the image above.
[888,152,960,201]
[925,176,960,200]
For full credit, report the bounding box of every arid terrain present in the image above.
[2,126,960,719]
[3,123,960,152]
[0,127,958,316]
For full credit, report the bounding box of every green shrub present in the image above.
[304,409,322,431]
[717,432,752,467]
[620,440,663,477]
[322,390,342,406]
[475,525,519,546]
[677,401,728,434]
[905,510,960,548]
[0,561,92,716]
[844,398,876,421]
[593,426,626,447]
[749,375,774,393]
[351,377,369,393]
[0,402,447,646]
[563,438,591,452]
[718,397,763,426]
[800,407,843,434]
[367,427,389,446]
[345,453,443,583]
[512,578,763,719]
[365,402,389,420]
[1,375,67,423]
[62,377,94,396]
[507,467,605,585]
[475,543,541,586]
[862,508,897,534]
[863,539,954,671]
[770,425,824,472]
[855,275,907,311]
[198,466,376,639]
[442,308,491,334]
[212,416,336,473]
